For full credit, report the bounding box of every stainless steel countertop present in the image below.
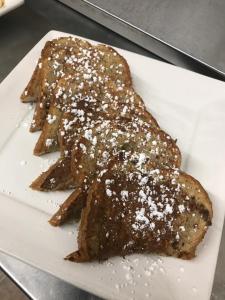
[59,0,225,80]
[85,0,225,74]
[0,1,224,299]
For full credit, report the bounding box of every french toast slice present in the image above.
[21,40,55,103]
[57,82,156,156]
[28,37,92,132]
[72,118,180,184]
[20,39,61,103]
[32,40,132,134]
[49,117,180,226]
[31,102,158,190]
[32,41,133,153]
[30,157,75,191]
[49,187,86,226]
[33,103,61,155]
[66,161,212,262]
[20,58,42,103]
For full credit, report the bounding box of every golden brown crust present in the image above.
[21,41,55,104]
[33,104,61,155]
[20,60,41,103]
[29,97,48,132]
[49,188,85,226]
[30,158,75,191]
[66,183,102,262]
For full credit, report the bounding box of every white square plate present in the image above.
[0,0,24,17]
[0,30,225,300]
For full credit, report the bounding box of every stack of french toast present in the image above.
[21,37,212,262]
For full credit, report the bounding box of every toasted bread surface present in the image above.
[49,187,86,226]
[30,157,75,191]
[66,162,212,262]
[49,115,180,226]
[30,40,133,152]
